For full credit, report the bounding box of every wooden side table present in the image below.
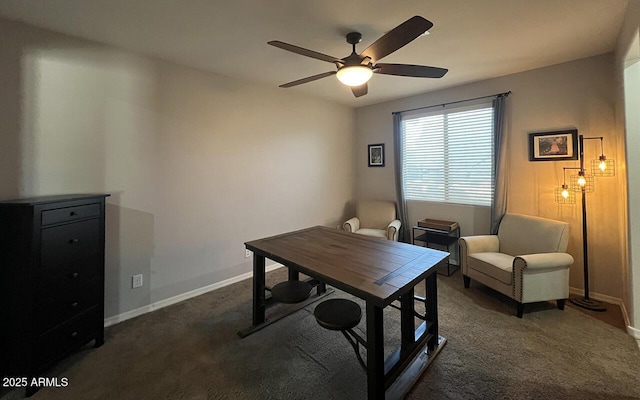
[412,219,460,276]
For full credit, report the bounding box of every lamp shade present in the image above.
[570,172,595,193]
[555,185,576,204]
[336,65,373,87]
[591,157,615,177]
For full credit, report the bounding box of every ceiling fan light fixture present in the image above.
[269,16,445,97]
[336,65,373,87]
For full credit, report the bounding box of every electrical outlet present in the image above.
[132,274,143,288]
[245,249,252,258]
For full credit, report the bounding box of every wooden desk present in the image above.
[242,226,448,400]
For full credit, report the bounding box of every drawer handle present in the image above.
[70,272,79,279]
[71,301,78,308]
[70,211,78,216]
[68,238,79,244]
[70,331,78,339]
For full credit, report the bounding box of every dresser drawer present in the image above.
[36,279,102,334]
[41,219,101,268]
[36,308,100,368]
[37,253,103,295]
[41,203,101,226]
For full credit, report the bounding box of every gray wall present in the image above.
[355,54,627,301]
[0,18,355,318]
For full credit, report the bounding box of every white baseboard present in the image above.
[569,286,639,344]
[104,263,284,327]
[627,325,640,350]
[569,287,624,307]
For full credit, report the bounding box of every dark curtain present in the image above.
[490,94,508,234]
[393,112,410,242]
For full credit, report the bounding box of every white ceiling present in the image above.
[0,0,629,107]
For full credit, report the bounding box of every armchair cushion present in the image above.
[468,253,514,285]
[355,228,387,239]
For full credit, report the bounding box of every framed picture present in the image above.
[368,143,385,167]
[528,129,578,161]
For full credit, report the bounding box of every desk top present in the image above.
[246,226,448,307]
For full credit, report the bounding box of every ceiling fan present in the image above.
[268,16,448,98]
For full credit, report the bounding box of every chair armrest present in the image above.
[387,219,402,241]
[459,235,499,254]
[513,253,574,272]
[343,217,360,233]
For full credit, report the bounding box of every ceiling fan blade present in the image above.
[375,63,448,78]
[279,71,336,88]
[361,16,434,64]
[351,83,368,98]
[268,41,342,64]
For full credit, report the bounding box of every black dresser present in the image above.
[0,194,108,396]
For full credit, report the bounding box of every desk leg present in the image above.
[366,302,385,400]
[425,273,438,350]
[252,254,266,327]
[400,288,416,357]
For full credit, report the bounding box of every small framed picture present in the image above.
[368,143,385,167]
[528,129,578,161]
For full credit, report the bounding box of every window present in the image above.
[401,102,494,206]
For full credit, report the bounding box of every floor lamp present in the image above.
[555,134,615,311]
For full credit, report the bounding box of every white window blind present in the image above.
[401,103,494,206]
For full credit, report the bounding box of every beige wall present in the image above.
[0,19,355,318]
[615,0,640,333]
[355,53,627,300]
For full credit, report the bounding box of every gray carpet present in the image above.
[4,268,640,400]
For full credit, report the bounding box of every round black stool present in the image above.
[314,298,362,330]
[271,280,313,304]
[314,299,367,370]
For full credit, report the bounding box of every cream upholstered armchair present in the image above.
[343,200,401,241]
[459,213,574,318]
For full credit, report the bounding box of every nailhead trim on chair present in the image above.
[513,257,526,302]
